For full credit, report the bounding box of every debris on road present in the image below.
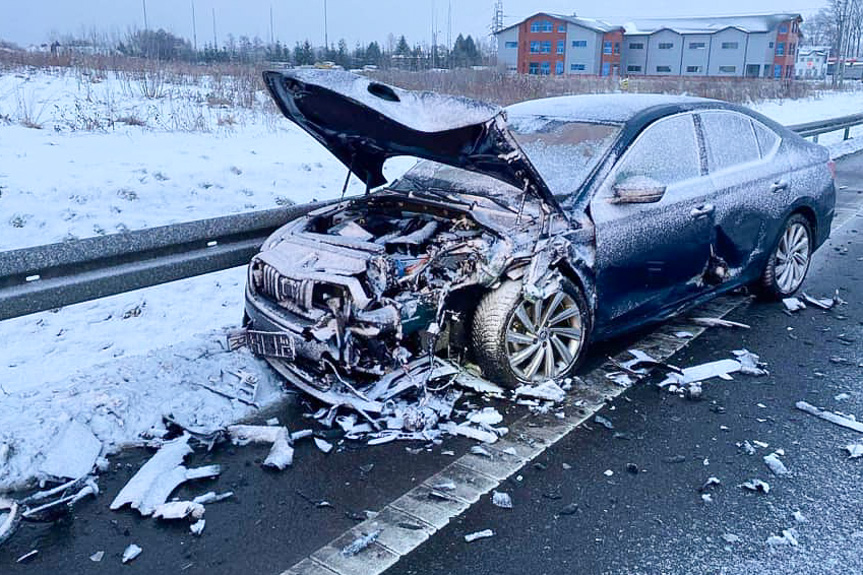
[514,381,566,403]
[691,317,750,329]
[766,528,799,547]
[793,511,808,523]
[557,503,579,516]
[122,543,143,564]
[227,424,295,470]
[16,549,38,563]
[110,434,220,516]
[741,479,771,493]
[464,529,495,543]
[795,401,863,433]
[89,551,105,562]
[492,491,513,509]
[341,529,382,557]
[152,501,205,521]
[782,297,806,313]
[660,358,741,386]
[802,291,842,310]
[732,349,769,376]
[764,452,790,476]
[0,498,21,548]
[190,519,206,536]
[699,477,721,492]
[845,443,863,459]
[594,415,614,430]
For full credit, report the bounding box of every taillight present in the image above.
[827,160,836,180]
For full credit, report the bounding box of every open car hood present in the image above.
[262,69,563,215]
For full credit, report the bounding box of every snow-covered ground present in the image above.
[0,68,862,492]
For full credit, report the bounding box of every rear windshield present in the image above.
[507,119,620,197]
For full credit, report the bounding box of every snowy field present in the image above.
[0,69,862,492]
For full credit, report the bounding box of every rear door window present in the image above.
[699,111,761,172]
[751,119,781,158]
[615,113,701,187]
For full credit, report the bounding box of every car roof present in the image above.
[505,93,718,125]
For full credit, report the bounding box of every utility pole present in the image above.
[191,0,198,51]
[323,0,329,49]
[270,5,275,45]
[212,8,218,48]
[142,0,149,30]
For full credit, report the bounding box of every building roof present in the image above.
[505,94,713,125]
[623,13,802,36]
[495,12,621,35]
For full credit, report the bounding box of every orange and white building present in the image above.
[496,12,802,79]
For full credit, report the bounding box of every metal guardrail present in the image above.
[0,202,331,322]
[789,112,863,143]
[1,113,861,323]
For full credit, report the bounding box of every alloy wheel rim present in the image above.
[505,290,583,382]
[775,222,810,294]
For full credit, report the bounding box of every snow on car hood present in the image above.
[262,69,563,215]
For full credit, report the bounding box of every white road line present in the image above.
[280,199,862,575]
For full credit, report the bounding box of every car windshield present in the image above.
[507,119,621,198]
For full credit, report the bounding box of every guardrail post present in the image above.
[844,127,851,140]
[813,134,819,143]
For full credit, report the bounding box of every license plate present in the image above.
[245,330,297,360]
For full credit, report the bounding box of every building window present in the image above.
[557,40,565,54]
[627,65,642,72]
[656,65,672,72]
[530,20,553,33]
[789,42,795,55]
[603,41,612,55]
[614,42,620,55]
[540,62,551,75]
[541,41,551,53]
[529,62,540,75]
[558,24,566,33]
[572,40,587,48]
[602,62,611,76]
[721,42,739,50]
[530,41,540,53]
[556,61,564,75]
[779,24,789,34]
[776,42,785,56]
[769,42,774,48]
[629,42,644,50]
[505,41,518,49]
[719,65,737,73]
[571,63,586,71]
[658,42,673,50]
[686,65,701,73]
[689,42,706,49]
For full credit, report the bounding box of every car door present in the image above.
[589,112,715,328]
[698,111,788,278]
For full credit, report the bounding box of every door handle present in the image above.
[690,204,715,219]
[770,180,789,193]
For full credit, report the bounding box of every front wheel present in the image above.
[471,277,591,388]
[756,213,813,300]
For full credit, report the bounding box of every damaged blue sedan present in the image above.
[234,69,835,390]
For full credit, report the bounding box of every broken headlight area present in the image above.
[239,196,504,380]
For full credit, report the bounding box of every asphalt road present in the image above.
[1,152,861,574]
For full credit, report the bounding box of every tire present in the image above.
[756,213,813,300]
[471,277,591,388]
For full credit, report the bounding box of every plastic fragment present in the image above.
[767,529,799,547]
[122,544,143,564]
[464,529,494,543]
[741,479,771,493]
[795,401,863,433]
[594,415,613,430]
[764,453,790,476]
[513,381,566,403]
[314,438,334,454]
[16,550,38,563]
[90,551,105,562]
[845,443,863,459]
[492,491,513,509]
[782,297,806,312]
[153,501,205,521]
[340,529,382,556]
[190,519,206,536]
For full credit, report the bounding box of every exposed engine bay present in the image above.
[244,193,518,381]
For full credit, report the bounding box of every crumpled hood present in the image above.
[262,69,562,215]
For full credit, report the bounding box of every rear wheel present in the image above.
[756,213,813,299]
[471,278,591,388]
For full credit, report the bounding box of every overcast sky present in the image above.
[2,0,825,48]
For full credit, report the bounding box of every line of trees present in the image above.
[61,28,490,71]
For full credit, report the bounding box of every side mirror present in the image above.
[612,175,666,204]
